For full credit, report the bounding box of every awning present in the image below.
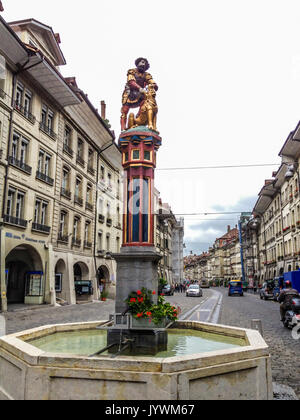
[25,54,81,107]
[279,129,300,158]
[0,16,28,66]
[253,194,273,214]
[0,16,80,108]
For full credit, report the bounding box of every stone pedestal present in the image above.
[113,246,161,314]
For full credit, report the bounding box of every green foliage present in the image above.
[101,290,109,299]
[125,287,179,326]
[159,278,168,287]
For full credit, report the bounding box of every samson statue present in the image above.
[121,58,159,132]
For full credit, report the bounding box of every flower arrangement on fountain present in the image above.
[126,288,180,326]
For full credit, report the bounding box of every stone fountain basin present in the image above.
[0,320,273,400]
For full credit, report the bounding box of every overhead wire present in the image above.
[157,163,279,171]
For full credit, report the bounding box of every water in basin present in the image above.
[28,329,245,358]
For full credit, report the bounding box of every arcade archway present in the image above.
[5,245,43,304]
[97,265,110,290]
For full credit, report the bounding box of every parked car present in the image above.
[186,285,203,297]
[259,283,274,301]
[161,284,174,296]
[228,281,244,297]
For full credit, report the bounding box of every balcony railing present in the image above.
[76,154,85,167]
[74,195,83,207]
[58,234,69,243]
[36,171,54,186]
[13,102,36,124]
[32,223,51,234]
[4,215,27,228]
[61,188,71,200]
[8,156,32,175]
[72,238,82,247]
[39,122,57,140]
[63,143,74,157]
[86,202,94,212]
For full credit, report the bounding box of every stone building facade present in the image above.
[242,127,300,286]
[184,226,241,285]
[0,16,122,311]
[154,190,184,285]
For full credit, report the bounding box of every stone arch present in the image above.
[5,244,43,304]
[74,262,89,281]
[97,265,110,289]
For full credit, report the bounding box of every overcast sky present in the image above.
[3,0,300,255]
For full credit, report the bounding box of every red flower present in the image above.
[138,298,144,303]
[130,298,136,303]
[137,290,142,296]
[152,291,156,295]
[137,313,143,318]
[146,312,152,317]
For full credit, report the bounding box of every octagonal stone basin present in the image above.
[0,320,273,400]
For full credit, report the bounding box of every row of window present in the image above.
[263,237,300,262]
[123,149,152,164]
[6,187,50,232]
[10,130,121,197]
[59,211,121,252]
[59,211,93,248]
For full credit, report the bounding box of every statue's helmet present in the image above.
[135,58,150,71]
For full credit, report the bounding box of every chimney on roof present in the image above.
[0,1,4,11]
[227,225,231,233]
[101,101,106,120]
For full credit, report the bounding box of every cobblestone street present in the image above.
[3,290,213,335]
[218,288,300,398]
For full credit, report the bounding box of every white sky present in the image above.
[3,0,300,255]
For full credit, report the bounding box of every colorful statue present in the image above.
[121,58,158,132]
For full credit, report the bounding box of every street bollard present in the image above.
[251,319,263,337]
[0,314,6,337]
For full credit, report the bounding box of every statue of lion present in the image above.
[128,84,158,132]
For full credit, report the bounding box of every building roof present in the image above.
[8,18,66,66]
